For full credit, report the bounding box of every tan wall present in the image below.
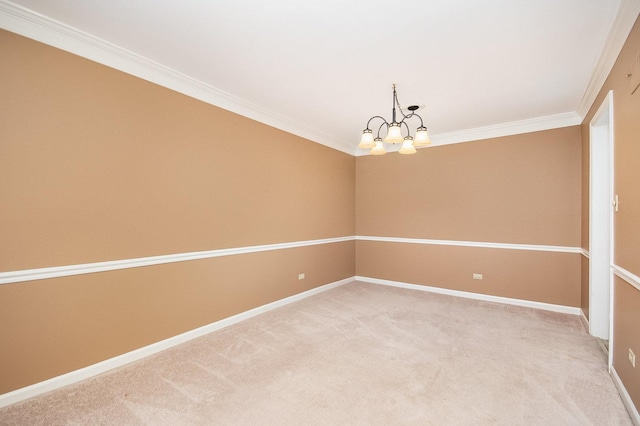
[356,128,582,306]
[613,277,640,408]
[582,16,640,276]
[0,30,355,394]
[357,241,580,306]
[0,30,355,271]
[581,16,640,411]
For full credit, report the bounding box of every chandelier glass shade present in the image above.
[358,84,431,155]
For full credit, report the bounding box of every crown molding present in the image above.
[429,112,582,147]
[356,111,581,156]
[3,0,633,158]
[577,0,640,119]
[0,0,356,155]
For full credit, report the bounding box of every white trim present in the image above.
[355,112,582,156]
[577,0,640,119]
[589,90,614,341]
[429,112,581,147]
[611,365,640,425]
[0,1,355,155]
[356,235,581,254]
[0,236,355,285]
[612,264,640,292]
[3,0,631,157]
[0,236,579,286]
[0,277,355,409]
[356,276,581,315]
[581,249,590,258]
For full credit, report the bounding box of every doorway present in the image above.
[588,91,614,363]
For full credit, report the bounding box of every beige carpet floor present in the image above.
[0,280,633,425]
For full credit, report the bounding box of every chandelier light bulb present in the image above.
[358,129,375,149]
[399,136,416,155]
[370,138,386,155]
[383,123,404,144]
[413,126,431,147]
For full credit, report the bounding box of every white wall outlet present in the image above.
[472,273,483,280]
[298,273,305,280]
[629,348,636,368]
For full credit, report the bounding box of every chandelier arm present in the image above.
[365,115,389,130]
[413,113,425,128]
[376,122,387,138]
[399,112,425,128]
[400,120,412,137]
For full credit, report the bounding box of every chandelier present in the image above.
[358,84,431,155]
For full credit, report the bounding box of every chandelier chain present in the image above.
[394,92,412,119]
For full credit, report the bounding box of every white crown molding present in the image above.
[429,112,583,147]
[356,276,581,315]
[356,235,582,254]
[355,112,582,156]
[0,1,356,155]
[577,0,640,119]
[0,276,354,408]
[2,1,602,159]
[0,236,355,285]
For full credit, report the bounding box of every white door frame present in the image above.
[588,90,614,365]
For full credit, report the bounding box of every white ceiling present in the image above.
[1,0,637,154]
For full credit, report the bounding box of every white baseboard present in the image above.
[580,310,589,332]
[0,277,354,409]
[356,276,581,315]
[611,366,640,425]
[0,275,587,408]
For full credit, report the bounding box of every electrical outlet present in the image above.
[472,273,483,280]
[629,348,636,368]
[298,273,305,280]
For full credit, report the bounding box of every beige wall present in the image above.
[0,30,355,394]
[581,16,640,412]
[357,242,580,306]
[0,30,354,271]
[613,277,640,407]
[356,127,582,306]
[357,128,581,245]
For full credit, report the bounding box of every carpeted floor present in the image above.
[0,281,633,425]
